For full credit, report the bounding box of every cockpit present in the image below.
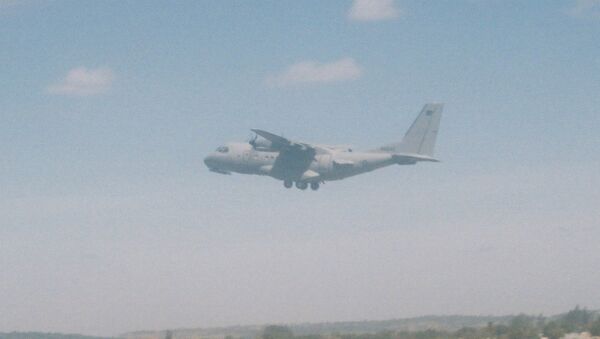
[216,146,229,153]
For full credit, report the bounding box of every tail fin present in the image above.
[377,103,443,157]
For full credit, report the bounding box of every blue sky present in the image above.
[1,0,600,336]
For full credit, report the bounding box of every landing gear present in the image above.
[284,180,321,191]
[295,182,308,190]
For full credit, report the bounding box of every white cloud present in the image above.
[266,57,362,87]
[567,0,600,17]
[348,0,401,22]
[48,66,115,96]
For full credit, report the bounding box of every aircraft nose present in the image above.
[204,155,216,168]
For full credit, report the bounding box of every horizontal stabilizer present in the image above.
[392,153,439,165]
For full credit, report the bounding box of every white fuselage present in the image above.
[204,142,400,182]
[204,103,443,190]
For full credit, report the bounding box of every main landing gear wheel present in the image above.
[283,180,293,189]
[310,182,320,191]
[296,182,308,190]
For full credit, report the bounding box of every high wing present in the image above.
[251,129,317,154]
[251,129,318,181]
[251,129,292,149]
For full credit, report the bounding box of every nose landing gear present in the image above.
[283,180,293,188]
[310,182,320,191]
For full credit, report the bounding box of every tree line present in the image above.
[258,307,600,339]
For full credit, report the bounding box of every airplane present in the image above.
[204,103,443,190]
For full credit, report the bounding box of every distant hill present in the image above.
[290,315,514,334]
[0,333,110,339]
[122,315,514,339]
[6,309,598,339]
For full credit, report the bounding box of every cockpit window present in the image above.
[216,146,229,153]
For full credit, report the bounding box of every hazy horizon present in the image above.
[2,0,600,337]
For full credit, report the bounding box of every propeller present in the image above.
[248,133,258,148]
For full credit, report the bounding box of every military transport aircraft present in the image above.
[204,103,443,190]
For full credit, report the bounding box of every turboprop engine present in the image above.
[249,135,274,151]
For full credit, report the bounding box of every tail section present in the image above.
[401,103,443,156]
[377,103,443,158]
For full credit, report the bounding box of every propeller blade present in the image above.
[248,133,258,146]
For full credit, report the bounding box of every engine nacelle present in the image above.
[249,136,274,151]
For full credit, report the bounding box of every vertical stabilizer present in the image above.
[401,103,443,156]
[377,103,443,157]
